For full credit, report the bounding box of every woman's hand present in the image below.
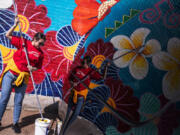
[70,81,78,87]
[5,16,20,40]
[27,65,38,72]
[73,82,78,87]
[6,16,19,40]
[14,16,20,27]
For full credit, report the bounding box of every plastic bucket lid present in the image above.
[35,118,51,135]
[35,118,51,127]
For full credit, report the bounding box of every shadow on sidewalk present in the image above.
[21,101,60,128]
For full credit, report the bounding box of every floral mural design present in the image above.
[152,37,180,100]
[0,10,15,35]
[80,77,140,133]
[42,31,72,81]
[108,93,180,135]
[81,85,111,122]
[157,95,180,135]
[110,27,161,80]
[43,26,85,82]
[85,39,115,69]
[72,0,120,36]
[0,0,180,134]
[9,0,51,38]
[31,74,63,98]
[104,78,140,133]
[0,44,16,65]
[95,112,119,133]
[134,93,179,135]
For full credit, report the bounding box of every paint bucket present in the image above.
[35,118,51,135]
[57,120,62,135]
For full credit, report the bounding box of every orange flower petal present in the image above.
[73,4,99,19]
[72,18,98,36]
[75,0,98,5]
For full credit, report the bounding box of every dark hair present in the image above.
[82,56,91,65]
[33,32,46,41]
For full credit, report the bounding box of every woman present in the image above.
[0,17,46,134]
[60,56,104,135]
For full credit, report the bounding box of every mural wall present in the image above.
[0,0,180,134]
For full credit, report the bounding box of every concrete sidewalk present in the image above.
[0,94,61,135]
[0,101,103,135]
[0,109,41,135]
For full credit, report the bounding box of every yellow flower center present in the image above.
[0,44,16,64]
[63,41,79,61]
[101,97,116,113]
[14,14,29,33]
[92,55,106,68]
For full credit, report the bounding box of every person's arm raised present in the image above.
[6,17,19,40]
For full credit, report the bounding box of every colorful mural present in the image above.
[0,0,180,134]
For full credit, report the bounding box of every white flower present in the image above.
[152,37,180,100]
[111,28,161,79]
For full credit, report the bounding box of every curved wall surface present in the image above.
[0,0,180,134]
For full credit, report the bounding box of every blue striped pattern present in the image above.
[0,9,14,35]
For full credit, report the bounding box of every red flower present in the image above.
[85,39,115,69]
[42,31,73,82]
[104,78,140,132]
[10,0,51,38]
[72,0,120,36]
[157,95,180,135]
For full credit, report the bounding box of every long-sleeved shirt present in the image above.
[69,66,102,91]
[11,36,44,72]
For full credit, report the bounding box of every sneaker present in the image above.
[12,123,21,133]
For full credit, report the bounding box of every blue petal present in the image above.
[80,107,100,122]
[0,9,14,35]
[85,85,111,108]
[0,32,31,49]
[95,112,118,133]
[56,25,85,48]
[31,74,63,98]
